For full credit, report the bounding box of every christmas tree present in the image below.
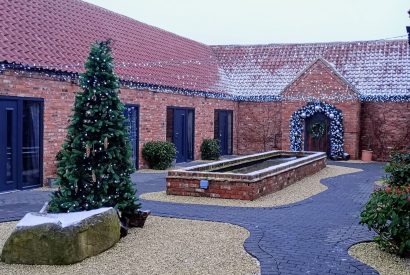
[49,40,139,216]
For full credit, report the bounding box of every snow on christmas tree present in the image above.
[49,40,139,216]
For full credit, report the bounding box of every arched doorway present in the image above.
[289,102,345,159]
[304,112,330,155]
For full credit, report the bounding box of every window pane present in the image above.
[227,112,233,155]
[214,110,219,139]
[166,108,173,142]
[6,109,13,182]
[187,110,194,160]
[22,101,41,187]
[124,106,138,169]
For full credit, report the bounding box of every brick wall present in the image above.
[119,88,238,166]
[281,59,361,159]
[360,102,410,161]
[1,68,408,186]
[237,101,282,154]
[0,70,238,184]
[166,157,326,200]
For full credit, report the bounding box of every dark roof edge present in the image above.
[1,62,409,103]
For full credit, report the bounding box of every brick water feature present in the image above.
[166,150,327,200]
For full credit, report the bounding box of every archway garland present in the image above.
[289,102,344,158]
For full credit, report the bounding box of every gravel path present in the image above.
[141,165,362,207]
[349,242,410,275]
[0,216,259,275]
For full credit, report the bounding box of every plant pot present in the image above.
[361,150,373,162]
[127,210,151,228]
[47,177,59,188]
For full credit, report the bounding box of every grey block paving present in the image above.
[0,161,384,274]
[0,191,49,222]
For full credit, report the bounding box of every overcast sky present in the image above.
[84,0,409,45]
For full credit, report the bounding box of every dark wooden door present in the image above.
[0,100,18,192]
[304,112,330,155]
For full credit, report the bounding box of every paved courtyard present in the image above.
[0,161,384,274]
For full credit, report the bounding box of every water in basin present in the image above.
[210,156,301,174]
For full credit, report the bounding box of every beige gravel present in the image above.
[0,216,259,275]
[141,165,362,208]
[349,242,410,275]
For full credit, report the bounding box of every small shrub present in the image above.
[360,190,410,256]
[360,151,410,257]
[384,151,410,187]
[200,139,220,160]
[142,141,176,170]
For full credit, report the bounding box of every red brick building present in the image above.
[0,0,409,190]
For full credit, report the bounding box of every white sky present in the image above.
[84,0,409,45]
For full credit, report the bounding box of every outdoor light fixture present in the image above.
[200,179,209,189]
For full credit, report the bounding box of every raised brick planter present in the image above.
[166,151,326,200]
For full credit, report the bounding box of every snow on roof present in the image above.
[212,40,410,97]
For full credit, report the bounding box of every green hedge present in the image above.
[384,151,410,187]
[142,141,176,170]
[200,139,220,160]
[360,151,410,256]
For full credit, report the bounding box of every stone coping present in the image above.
[167,150,327,182]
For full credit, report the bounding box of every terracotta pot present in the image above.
[361,150,373,162]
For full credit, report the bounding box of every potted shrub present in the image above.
[361,135,373,161]
[200,139,221,160]
[142,141,176,170]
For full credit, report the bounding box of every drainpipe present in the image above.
[407,9,410,46]
[407,26,410,46]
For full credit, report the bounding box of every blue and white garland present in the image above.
[1,62,409,103]
[290,102,344,158]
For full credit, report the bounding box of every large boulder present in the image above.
[1,207,120,265]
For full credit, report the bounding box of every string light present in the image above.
[1,37,409,105]
[290,102,345,159]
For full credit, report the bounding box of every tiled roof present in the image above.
[211,40,410,97]
[1,0,409,98]
[0,0,230,94]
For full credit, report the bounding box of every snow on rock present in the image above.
[16,207,113,228]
